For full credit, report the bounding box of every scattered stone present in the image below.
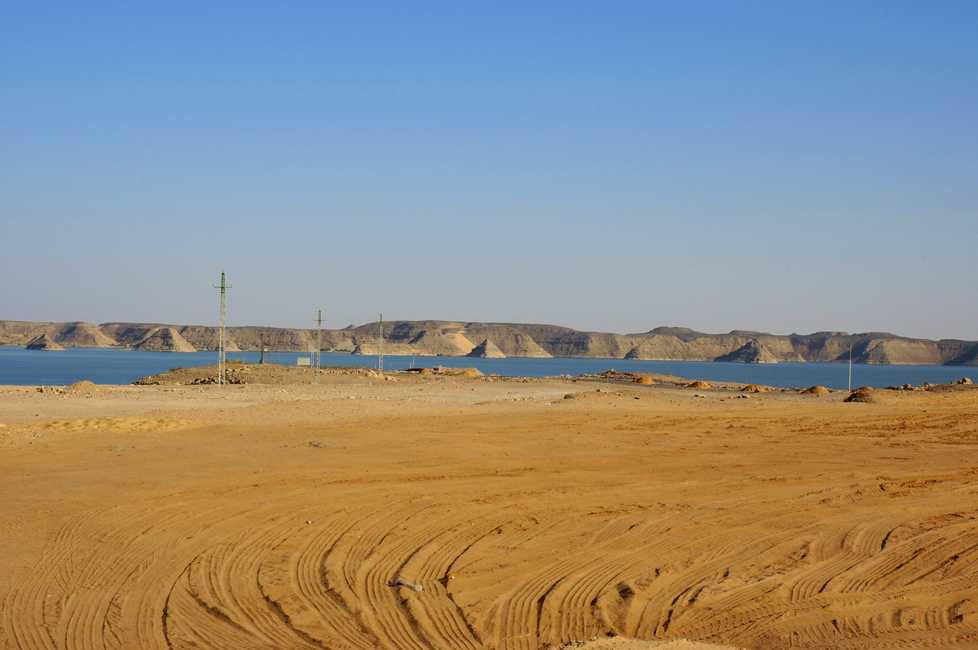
[387,577,423,591]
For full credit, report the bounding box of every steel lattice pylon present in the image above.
[213,270,232,388]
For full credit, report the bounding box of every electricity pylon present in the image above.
[213,270,232,388]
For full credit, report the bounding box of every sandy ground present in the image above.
[1,368,977,650]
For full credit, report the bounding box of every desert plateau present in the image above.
[5,320,978,366]
[1,366,977,650]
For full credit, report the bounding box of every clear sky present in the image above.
[2,1,976,339]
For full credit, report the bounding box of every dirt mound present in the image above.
[845,387,876,403]
[686,381,712,389]
[67,380,107,394]
[437,367,485,377]
[804,385,831,394]
[632,376,656,385]
[740,384,767,393]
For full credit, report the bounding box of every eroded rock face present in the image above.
[4,320,978,365]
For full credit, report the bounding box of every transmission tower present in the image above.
[213,270,233,388]
[378,313,384,374]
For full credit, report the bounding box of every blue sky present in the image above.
[2,2,976,339]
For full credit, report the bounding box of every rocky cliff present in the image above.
[2,319,976,365]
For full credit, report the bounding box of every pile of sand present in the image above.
[740,384,766,393]
[632,376,656,385]
[443,367,485,378]
[66,380,108,394]
[845,386,876,403]
[686,381,711,389]
[804,385,830,395]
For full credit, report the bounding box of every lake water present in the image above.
[0,346,974,389]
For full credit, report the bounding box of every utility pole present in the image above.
[378,313,384,375]
[316,309,322,383]
[848,342,853,391]
[213,270,233,388]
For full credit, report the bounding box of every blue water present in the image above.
[0,346,974,389]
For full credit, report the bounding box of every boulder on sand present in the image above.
[26,333,65,351]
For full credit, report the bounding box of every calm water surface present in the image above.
[0,346,974,389]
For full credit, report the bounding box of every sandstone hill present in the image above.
[468,338,506,358]
[25,333,64,351]
[3,319,977,365]
[130,327,197,352]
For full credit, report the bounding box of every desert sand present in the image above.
[1,367,977,650]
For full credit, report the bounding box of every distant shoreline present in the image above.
[2,320,976,366]
[2,346,975,391]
